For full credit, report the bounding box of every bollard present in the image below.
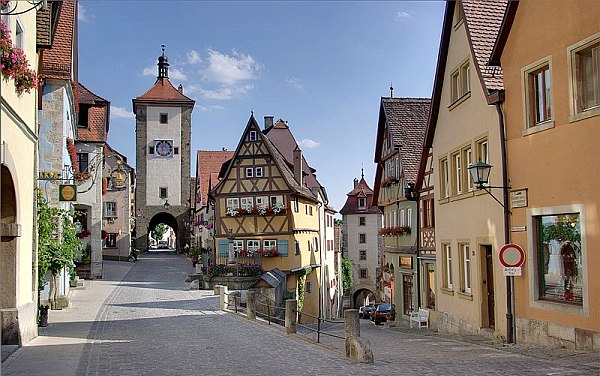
[344,309,360,338]
[219,285,229,311]
[214,284,221,296]
[344,309,374,363]
[285,299,297,334]
[246,290,256,320]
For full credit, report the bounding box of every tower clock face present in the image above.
[155,140,173,157]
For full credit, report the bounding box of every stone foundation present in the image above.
[1,301,37,346]
[516,316,599,351]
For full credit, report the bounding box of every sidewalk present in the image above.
[1,261,132,375]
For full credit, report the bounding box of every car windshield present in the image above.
[378,304,392,311]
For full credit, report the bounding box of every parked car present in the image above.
[371,303,393,325]
[368,303,381,321]
[359,305,375,319]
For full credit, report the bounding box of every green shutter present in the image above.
[277,240,288,256]
[218,240,229,256]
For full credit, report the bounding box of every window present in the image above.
[255,167,263,177]
[460,244,471,294]
[270,195,283,207]
[104,202,117,218]
[233,240,244,254]
[400,209,405,227]
[453,0,463,25]
[264,240,277,251]
[249,131,257,141]
[309,206,313,216]
[359,234,366,244]
[159,187,168,199]
[293,197,299,212]
[306,281,312,293]
[78,105,89,128]
[464,147,473,191]
[451,60,470,103]
[443,244,453,289]
[359,250,367,260]
[359,216,366,226]
[15,19,23,49]
[245,168,253,178]
[535,212,583,305]
[360,269,368,279]
[568,34,600,119]
[105,233,117,248]
[440,158,449,199]
[77,153,89,172]
[295,240,300,255]
[407,208,412,228]
[160,113,168,124]
[240,197,253,210]
[226,198,239,210]
[477,139,488,164]
[358,197,366,209]
[149,146,155,155]
[453,152,462,194]
[256,196,268,209]
[523,58,554,132]
[246,240,260,252]
[75,209,88,231]
[174,147,179,155]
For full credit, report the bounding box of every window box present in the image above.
[378,226,411,237]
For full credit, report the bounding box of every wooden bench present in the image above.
[409,308,430,328]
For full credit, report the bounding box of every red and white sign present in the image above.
[499,243,526,268]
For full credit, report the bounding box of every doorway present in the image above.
[481,245,495,329]
[402,274,414,315]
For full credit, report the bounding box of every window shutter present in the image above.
[277,240,288,256]
[218,240,229,256]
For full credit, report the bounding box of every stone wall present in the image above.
[516,316,599,351]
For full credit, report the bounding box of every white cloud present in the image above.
[169,68,188,81]
[298,138,321,149]
[201,49,262,84]
[200,84,254,100]
[286,76,304,91]
[396,11,411,19]
[142,65,156,77]
[78,3,92,22]
[110,106,134,119]
[187,50,202,64]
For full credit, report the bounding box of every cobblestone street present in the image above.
[2,252,598,376]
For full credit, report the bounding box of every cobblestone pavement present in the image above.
[3,252,599,375]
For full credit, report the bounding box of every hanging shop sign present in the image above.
[58,184,77,202]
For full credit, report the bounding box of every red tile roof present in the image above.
[462,0,508,92]
[41,0,76,80]
[134,78,195,104]
[196,150,234,207]
[339,177,381,215]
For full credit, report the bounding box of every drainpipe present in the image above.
[496,101,514,344]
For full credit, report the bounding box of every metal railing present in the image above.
[230,295,247,315]
[294,310,345,344]
[255,300,285,326]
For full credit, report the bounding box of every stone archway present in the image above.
[1,165,19,344]
[148,212,179,251]
[352,288,376,308]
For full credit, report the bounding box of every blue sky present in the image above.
[78,1,445,213]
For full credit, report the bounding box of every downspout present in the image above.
[496,101,514,344]
[317,201,323,320]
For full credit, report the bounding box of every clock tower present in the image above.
[133,47,195,252]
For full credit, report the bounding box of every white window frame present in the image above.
[249,131,257,141]
[226,198,240,210]
[465,147,473,191]
[443,243,453,290]
[407,208,412,228]
[246,240,260,252]
[105,233,117,248]
[441,158,449,199]
[245,167,253,178]
[15,18,24,50]
[104,202,117,218]
[567,32,600,122]
[358,197,366,209]
[233,240,244,253]
[477,139,488,164]
[255,167,263,177]
[270,195,284,207]
[240,197,253,210]
[461,244,471,294]
[453,152,462,195]
[522,56,555,135]
[400,209,405,227]
[263,240,277,250]
[256,196,268,209]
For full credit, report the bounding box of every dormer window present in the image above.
[358,197,366,209]
[78,104,90,128]
[249,131,257,141]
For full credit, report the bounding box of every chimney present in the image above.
[264,116,274,129]
[293,147,303,187]
[353,178,358,188]
[178,84,184,93]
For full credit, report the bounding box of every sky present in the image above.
[77,1,445,214]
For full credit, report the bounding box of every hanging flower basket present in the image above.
[256,248,279,257]
[226,205,286,217]
[66,137,79,173]
[0,20,38,94]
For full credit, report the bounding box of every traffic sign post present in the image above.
[499,243,525,277]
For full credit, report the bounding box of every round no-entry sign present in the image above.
[499,243,525,267]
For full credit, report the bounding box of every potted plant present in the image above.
[386,305,396,321]
[190,246,201,266]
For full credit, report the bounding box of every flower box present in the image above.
[378,226,412,237]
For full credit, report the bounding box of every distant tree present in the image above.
[341,258,353,294]
[151,223,169,241]
[334,218,343,227]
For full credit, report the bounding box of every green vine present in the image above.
[296,266,312,312]
[341,258,353,294]
[37,189,82,288]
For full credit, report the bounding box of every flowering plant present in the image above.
[66,137,79,173]
[381,176,399,188]
[378,226,411,236]
[0,20,38,94]
[201,263,263,277]
[76,229,91,239]
[227,204,286,217]
[256,248,279,257]
[101,230,108,240]
[102,177,108,196]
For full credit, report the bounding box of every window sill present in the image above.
[522,120,554,136]
[457,291,473,300]
[448,91,471,111]
[569,106,600,123]
[441,287,454,296]
[438,197,450,205]
[449,191,475,202]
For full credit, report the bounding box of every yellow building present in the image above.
[491,0,599,350]
[210,115,325,321]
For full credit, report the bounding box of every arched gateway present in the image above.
[133,47,195,252]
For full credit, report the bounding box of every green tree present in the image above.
[341,258,353,294]
[37,189,81,309]
[151,223,169,241]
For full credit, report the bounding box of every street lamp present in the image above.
[467,161,514,344]
[163,200,170,209]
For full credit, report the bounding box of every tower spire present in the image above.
[390,83,394,98]
[157,44,169,79]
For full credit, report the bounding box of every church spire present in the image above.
[157,44,169,79]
